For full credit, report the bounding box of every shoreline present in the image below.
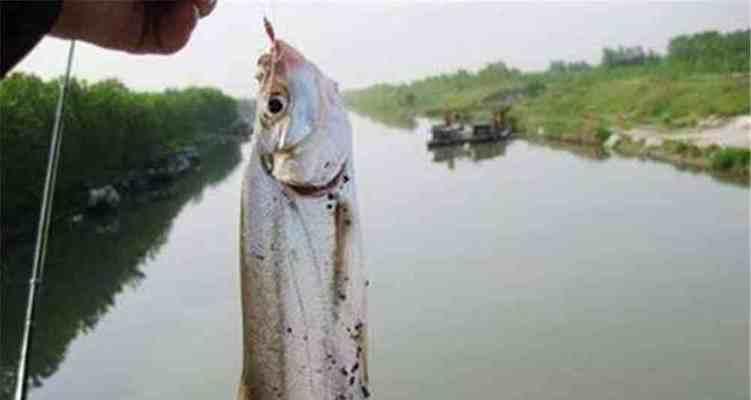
[517,114,749,184]
[348,107,749,184]
[2,135,248,246]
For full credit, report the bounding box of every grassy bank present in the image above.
[510,69,749,138]
[345,29,750,180]
[1,73,240,232]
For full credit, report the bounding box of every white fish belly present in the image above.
[238,154,369,400]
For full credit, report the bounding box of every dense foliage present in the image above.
[548,60,593,74]
[601,46,662,68]
[667,30,750,73]
[1,73,238,230]
[345,29,750,131]
[346,61,530,128]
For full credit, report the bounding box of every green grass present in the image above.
[345,29,750,180]
[711,147,751,171]
[510,68,750,138]
[346,67,750,180]
[595,125,613,143]
[346,66,749,139]
[347,28,750,137]
[345,69,541,125]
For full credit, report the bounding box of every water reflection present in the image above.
[469,141,508,162]
[428,141,509,170]
[0,142,242,397]
[355,112,417,130]
[429,145,471,170]
[524,137,609,161]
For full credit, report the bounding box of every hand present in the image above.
[50,0,217,54]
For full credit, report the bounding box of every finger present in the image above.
[193,0,217,18]
[151,0,197,54]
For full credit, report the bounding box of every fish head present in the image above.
[254,21,351,194]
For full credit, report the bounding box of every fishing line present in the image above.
[265,0,277,31]
[13,39,76,400]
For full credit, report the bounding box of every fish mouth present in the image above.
[261,153,346,197]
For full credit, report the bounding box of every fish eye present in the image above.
[268,95,286,114]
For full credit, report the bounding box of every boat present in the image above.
[427,124,512,148]
[427,110,513,148]
[466,124,512,143]
[427,125,468,147]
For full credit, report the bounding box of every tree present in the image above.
[0,73,239,232]
[668,29,750,72]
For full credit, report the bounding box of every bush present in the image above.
[595,126,613,142]
[711,148,751,171]
[602,46,661,68]
[525,81,546,97]
[668,29,750,73]
[663,140,704,158]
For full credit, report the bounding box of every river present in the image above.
[1,114,748,400]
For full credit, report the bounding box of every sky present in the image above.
[15,0,750,98]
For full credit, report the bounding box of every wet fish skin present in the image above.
[239,29,369,400]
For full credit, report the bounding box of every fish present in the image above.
[238,19,370,400]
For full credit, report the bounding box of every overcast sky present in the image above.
[15,1,750,98]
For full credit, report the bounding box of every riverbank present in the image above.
[348,71,750,182]
[345,29,750,182]
[1,73,249,244]
[517,114,750,183]
[506,70,749,181]
[615,117,750,180]
[2,135,248,245]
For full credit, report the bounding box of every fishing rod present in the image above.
[13,39,76,400]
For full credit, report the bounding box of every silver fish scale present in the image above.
[239,151,368,400]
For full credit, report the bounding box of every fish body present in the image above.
[238,23,369,400]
